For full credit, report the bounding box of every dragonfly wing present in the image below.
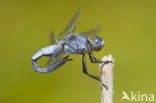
[46,54,63,66]
[50,31,59,44]
[79,28,101,38]
[59,11,81,39]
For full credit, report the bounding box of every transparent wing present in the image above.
[63,34,76,44]
[50,31,59,44]
[59,11,81,39]
[46,54,63,66]
[79,28,101,38]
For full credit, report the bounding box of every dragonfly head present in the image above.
[91,35,104,51]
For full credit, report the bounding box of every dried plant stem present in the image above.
[99,55,114,103]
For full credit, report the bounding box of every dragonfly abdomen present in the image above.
[40,45,62,56]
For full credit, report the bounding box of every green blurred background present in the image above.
[0,0,156,103]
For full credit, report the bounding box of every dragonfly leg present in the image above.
[83,54,109,89]
[82,54,100,81]
[88,53,113,64]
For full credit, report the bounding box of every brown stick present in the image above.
[99,55,114,103]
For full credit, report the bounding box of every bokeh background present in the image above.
[0,0,156,103]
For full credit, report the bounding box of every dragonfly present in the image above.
[32,11,111,86]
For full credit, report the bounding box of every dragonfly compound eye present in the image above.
[92,35,104,51]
